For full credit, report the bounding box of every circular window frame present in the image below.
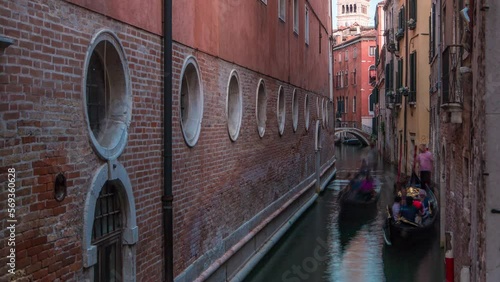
[226,70,243,141]
[292,89,299,132]
[179,56,204,147]
[256,79,267,138]
[82,30,132,160]
[304,94,310,131]
[277,86,286,136]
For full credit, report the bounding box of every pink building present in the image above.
[332,26,377,132]
[0,0,335,281]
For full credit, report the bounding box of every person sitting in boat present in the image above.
[359,174,375,201]
[418,189,430,218]
[412,196,425,224]
[399,196,418,222]
[392,196,402,220]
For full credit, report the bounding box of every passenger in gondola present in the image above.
[359,174,375,201]
[392,196,402,220]
[399,196,418,222]
[412,196,425,224]
[418,189,430,218]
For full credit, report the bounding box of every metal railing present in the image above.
[335,121,359,129]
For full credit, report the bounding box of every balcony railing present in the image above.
[336,121,360,129]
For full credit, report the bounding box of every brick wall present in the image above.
[170,43,335,275]
[0,0,164,280]
[0,0,336,281]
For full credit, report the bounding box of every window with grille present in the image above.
[92,182,122,282]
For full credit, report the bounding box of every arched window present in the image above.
[342,5,345,14]
[369,65,376,84]
[354,4,357,13]
[83,164,138,281]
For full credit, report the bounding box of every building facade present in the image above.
[374,2,388,159]
[381,0,430,175]
[428,0,500,281]
[333,27,377,134]
[0,0,335,281]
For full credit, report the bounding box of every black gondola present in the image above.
[338,173,381,217]
[383,173,439,246]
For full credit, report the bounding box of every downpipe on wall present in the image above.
[163,0,174,281]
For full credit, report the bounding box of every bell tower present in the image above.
[336,0,371,28]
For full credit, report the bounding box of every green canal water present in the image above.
[244,145,445,282]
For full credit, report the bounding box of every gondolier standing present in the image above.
[416,144,434,190]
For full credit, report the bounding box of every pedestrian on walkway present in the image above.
[416,144,433,189]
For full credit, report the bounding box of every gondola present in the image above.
[338,172,381,217]
[383,173,439,246]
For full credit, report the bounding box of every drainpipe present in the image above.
[162,0,174,281]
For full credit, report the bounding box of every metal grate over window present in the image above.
[93,182,122,242]
[92,182,122,282]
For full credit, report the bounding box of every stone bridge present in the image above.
[335,122,372,146]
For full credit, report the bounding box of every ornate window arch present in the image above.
[83,163,138,281]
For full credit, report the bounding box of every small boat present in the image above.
[338,173,381,216]
[383,175,439,246]
[342,138,361,146]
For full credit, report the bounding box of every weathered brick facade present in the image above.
[1,0,335,281]
[428,0,490,281]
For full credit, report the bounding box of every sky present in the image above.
[331,0,380,29]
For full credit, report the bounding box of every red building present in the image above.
[332,26,377,133]
[0,0,335,281]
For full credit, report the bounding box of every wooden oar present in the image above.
[399,216,421,227]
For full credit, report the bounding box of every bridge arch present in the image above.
[335,128,371,146]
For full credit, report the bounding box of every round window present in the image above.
[179,56,204,147]
[83,30,131,160]
[256,79,267,137]
[277,86,286,136]
[292,89,299,132]
[227,70,243,141]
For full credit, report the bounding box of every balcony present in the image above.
[386,91,395,109]
[441,45,463,123]
[407,18,416,30]
[387,42,397,53]
[395,28,404,41]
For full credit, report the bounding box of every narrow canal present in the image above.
[244,145,445,282]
